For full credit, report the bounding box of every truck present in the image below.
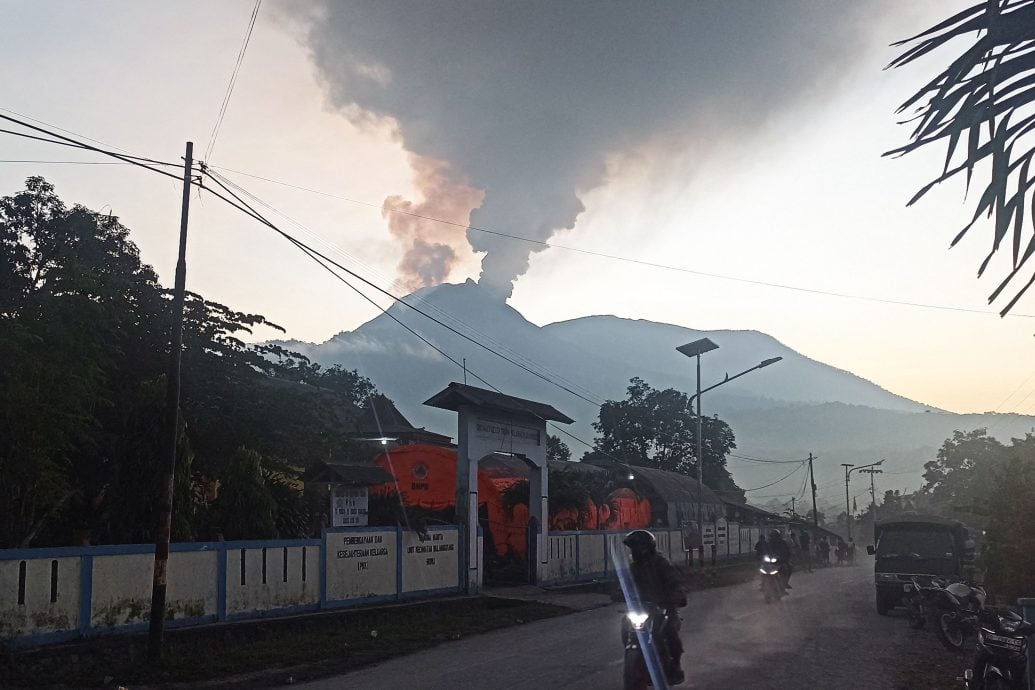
[866,514,976,615]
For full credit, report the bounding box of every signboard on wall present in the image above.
[716,518,728,546]
[471,417,542,452]
[702,523,716,546]
[331,486,369,527]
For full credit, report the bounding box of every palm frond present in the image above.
[888,0,1035,314]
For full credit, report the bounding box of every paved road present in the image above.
[299,560,912,689]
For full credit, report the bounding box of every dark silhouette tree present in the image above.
[590,377,743,500]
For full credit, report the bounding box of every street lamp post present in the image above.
[843,459,884,539]
[841,464,854,538]
[676,338,782,562]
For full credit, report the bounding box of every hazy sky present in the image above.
[3,0,1033,418]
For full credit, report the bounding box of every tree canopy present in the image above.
[587,377,744,501]
[0,177,380,547]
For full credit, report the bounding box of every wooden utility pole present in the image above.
[808,453,818,527]
[148,141,193,662]
[861,468,883,526]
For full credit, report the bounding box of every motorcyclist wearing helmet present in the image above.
[766,529,793,590]
[623,529,687,684]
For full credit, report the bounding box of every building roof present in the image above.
[352,394,453,446]
[630,465,724,506]
[423,382,574,424]
[301,460,397,486]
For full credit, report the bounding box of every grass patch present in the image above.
[0,597,569,688]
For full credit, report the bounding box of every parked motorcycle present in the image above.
[960,607,1033,689]
[902,576,950,630]
[622,603,677,689]
[759,555,786,604]
[925,579,987,652]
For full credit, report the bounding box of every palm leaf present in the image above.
[889,0,1035,314]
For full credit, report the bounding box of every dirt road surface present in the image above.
[297,560,934,689]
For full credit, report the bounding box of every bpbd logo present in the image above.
[411,462,429,491]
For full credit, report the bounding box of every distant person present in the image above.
[847,538,857,565]
[799,531,812,572]
[765,530,793,590]
[835,537,847,565]
[790,531,801,556]
[755,533,768,561]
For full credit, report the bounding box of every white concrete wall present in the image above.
[543,533,578,582]
[401,529,459,593]
[325,530,397,601]
[226,545,319,615]
[578,533,606,574]
[91,551,217,629]
[0,556,81,639]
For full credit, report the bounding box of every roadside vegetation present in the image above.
[0,177,379,548]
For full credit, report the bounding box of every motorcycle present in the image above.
[622,603,679,689]
[759,555,786,604]
[925,579,987,652]
[960,607,1033,690]
[902,576,950,630]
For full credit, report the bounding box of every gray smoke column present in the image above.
[383,154,484,292]
[289,1,872,300]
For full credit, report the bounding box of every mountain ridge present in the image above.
[270,280,1035,511]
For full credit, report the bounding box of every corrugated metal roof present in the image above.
[629,465,724,506]
[423,382,574,424]
[301,461,396,485]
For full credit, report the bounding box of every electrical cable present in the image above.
[742,462,806,492]
[204,0,261,162]
[207,169,606,406]
[0,115,183,177]
[201,169,604,408]
[200,170,696,472]
[210,164,1035,319]
[0,159,130,165]
[0,106,141,156]
[0,114,856,506]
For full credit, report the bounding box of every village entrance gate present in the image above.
[424,383,573,592]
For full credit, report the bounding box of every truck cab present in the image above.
[866,515,974,615]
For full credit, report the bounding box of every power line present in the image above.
[202,170,604,409]
[742,463,806,493]
[210,164,1035,319]
[206,168,608,407]
[0,115,182,175]
[728,452,809,464]
[202,171,641,469]
[0,114,817,497]
[0,106,140,156]
[204,0,261,162]
[0,160,129,165]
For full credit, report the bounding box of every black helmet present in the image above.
[769,529,783,540]
[623,530,657,562]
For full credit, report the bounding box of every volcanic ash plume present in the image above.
[290,1,872,300]
[382,155,484,292]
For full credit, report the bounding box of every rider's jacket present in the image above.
[766,537,791,562]
[630,552,685,609]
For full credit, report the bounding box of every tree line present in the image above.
[0,178,746,549]
[0,177,377,548]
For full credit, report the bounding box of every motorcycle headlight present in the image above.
[627,611,649,630]
[763,556,777,563]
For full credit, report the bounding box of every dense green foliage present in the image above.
[858,428,1035,600]
[0,177,377,547]
[586,377,744,501]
